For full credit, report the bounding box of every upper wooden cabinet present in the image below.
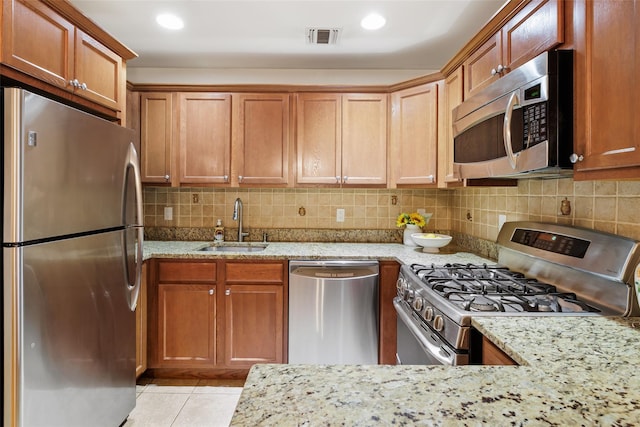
[464,0,563,99]
[140,92,174,184]
[179,93,232,184]
[139,92,233,186]
[437,67,465,187]
[390,83,438,187]
[233,93,292,186]
[1,0,133,114]
[296,93,388,186]
[572,0,640,179]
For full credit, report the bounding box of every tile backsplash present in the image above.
[143,178,640,243]
[143,187,451,231]
[451,178,640,242]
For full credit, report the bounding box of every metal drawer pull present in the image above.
[603,147,636,156]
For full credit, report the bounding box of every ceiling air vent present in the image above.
[306,28,340,45]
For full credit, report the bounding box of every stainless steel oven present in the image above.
[395,222,640,366]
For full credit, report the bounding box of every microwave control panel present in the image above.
[522,102,547,147]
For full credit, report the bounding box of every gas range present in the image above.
[394,222,640,366]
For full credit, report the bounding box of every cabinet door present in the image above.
[463,32,502,99]
[135,262,148,378]
[341,94,388,186]
[74,29,122,110]
[296,93,342,185]
[502,0,563,72]
[574,0,640,176]
[140,93,174,184]
[234,93,291,186]
[391,83,438,186]
[1,0,74,90]
[482,336,517,365]
[157,284,217,367]
[178,92,232,184]
[224,285,284,367]
[438,67,465,186]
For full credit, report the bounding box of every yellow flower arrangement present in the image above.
[396,212,426,228]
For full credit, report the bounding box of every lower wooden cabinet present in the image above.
[224,284,284,367]
[147,259,287,377]
[157,283,218,367]
[481,336,517,366]
[135,261,148,378]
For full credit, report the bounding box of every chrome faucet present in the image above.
[232,197,249,242]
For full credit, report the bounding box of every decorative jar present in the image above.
[403,224,421,246]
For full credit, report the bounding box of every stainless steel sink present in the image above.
[198,243,268,253]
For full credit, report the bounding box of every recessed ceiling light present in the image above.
[361,13,386,30]
[156,13,184,30]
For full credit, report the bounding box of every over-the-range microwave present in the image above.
[452,50,573,179]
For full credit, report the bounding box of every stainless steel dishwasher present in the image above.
[288,260,379,364]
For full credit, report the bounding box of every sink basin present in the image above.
[198,243,268,253]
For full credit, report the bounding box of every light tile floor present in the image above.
[124,378,244,427]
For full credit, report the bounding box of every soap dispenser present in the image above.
[214,219,225,242]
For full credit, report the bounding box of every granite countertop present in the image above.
[231,316,640,426]
[143,240,494,266]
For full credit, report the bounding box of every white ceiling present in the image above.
[70,0,506,72]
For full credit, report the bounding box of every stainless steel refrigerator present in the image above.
[2,88,144,427]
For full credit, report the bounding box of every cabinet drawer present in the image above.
[225,262,284,283]
[158,261,217,283]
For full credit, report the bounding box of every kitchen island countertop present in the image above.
[231,316,640,426]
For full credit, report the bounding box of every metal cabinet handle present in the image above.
[343,176,349,183]
[223,175,229,182]
[225,289,230,296]
[426,175,434,183]
[503,90,520,169]
[491,65,506,76]
[238,175,244,183]
[209,289,214,295]
[335,176,341,183]
[569,153,584,163]
[164,174,170,181]
[80,82,87,90]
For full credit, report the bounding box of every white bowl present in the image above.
[411,233,453,253]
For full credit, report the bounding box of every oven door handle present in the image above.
[393,298,455,365]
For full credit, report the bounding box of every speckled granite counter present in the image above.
[143,240,493,267]
[231,317,640,426]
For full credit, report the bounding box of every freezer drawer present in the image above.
[288,260,379,364]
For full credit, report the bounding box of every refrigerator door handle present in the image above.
[123,142,144,311]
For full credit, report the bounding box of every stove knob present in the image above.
[424,306,434,321]
[412,296,424,311]
[433,315,444,332]
[396,277,407,296]
[405,289,415,303]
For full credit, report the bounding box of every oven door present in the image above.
[394,298,468,366]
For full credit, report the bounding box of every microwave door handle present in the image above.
[503,91,519,169]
